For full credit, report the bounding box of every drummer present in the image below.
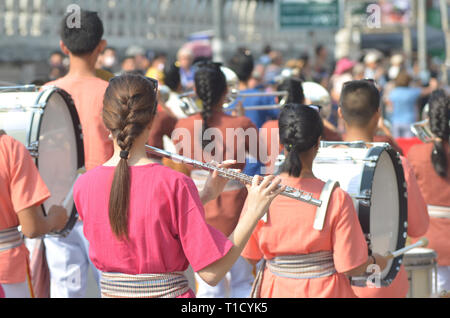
[43,9,113,298]
[338,79,429,297]
[241,104,388,298]
[407,89,450,295]
[0,132,67,298]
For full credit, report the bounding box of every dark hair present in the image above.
[429,89,450,177]
[339,80,380,127]
[315,44,325,56]
[277,77,305,104]
[278,104,323,177]
[163,61,181,91]
[395,70,412,87]
[194,62,227,149]
[228,49,254,83]
[102,74,158,239]
[60,10,104,56]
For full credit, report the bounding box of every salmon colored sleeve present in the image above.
[331,189,368,273]
[401,156,429,238]
[8,137,50,213]
[240,198,264,261]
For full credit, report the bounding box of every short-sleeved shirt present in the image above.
[147,110,178,160]
[73,163,233,298]
[227,88,279,129]
[173,111,258,236]
[45,76,113,171]
[407,142,450,266]
[241,176,368,298]
[373,135,404,156]
[0,135,50,284]
[352,155,429,298]
[389,87,422,125]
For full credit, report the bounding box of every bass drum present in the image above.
[311,142,408,287]
[0,86,84,236]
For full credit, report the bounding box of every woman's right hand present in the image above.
[245,175,286,221]
[372,253,389,272]
[47,205,69,232]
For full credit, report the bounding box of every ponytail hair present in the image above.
[277,77,305,104]
[102,74,157,239]
[278,104,323,177]
[429,89,450,177]
[194,62,227,149]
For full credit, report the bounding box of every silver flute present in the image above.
[145,145,322,207]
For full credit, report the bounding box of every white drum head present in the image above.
[370,150,400,278]
[36,91,80,214]
[313,143,407,286]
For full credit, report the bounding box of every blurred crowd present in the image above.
[44,40,445,140]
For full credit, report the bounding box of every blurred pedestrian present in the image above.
[387,70,438,138]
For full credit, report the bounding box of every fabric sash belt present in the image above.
[100,271,190,298]
[250,251,336,298]
[428,205,450,219]
[0,227,23,252]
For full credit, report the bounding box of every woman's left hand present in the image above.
[200,160,238,204]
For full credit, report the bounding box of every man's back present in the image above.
[45,75,113,170]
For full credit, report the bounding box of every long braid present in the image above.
[194,62,227,149]
[279,104,323,177]
[429,89,450,177]
[102,74,157,239]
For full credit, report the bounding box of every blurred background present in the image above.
[0,0,448,86]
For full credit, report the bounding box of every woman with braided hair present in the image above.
[173,62,261,297]
[407,89,450,295]
[72,73,284,298]
[241,104,388,298]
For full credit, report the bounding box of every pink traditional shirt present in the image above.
[74,163,233,298]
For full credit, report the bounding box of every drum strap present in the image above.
[0,227,24,252]
[313,180,340,231]
[427,205,450,219]
[99,271,190,298]
[250,251,336,298]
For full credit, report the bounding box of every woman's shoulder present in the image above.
[140,163,195,188]
[407,142,432,162]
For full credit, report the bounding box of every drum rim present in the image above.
[357,145,408,286]
[31,87,85,236]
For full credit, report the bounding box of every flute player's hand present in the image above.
[199,160,238,205]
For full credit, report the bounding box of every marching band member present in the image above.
[0,132,67,298]
[73,73,284,298]
[337,80,429,297]
[172,61,260,297]
[228,48,278,177]
[43,9,113,298]
[260,76,342,174]
[407,89,450,294]
[241,104,388,298]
